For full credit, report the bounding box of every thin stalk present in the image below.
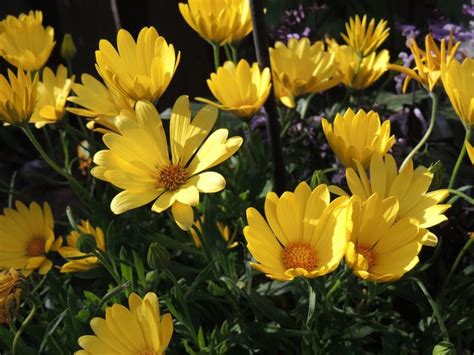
[229,44,238,62]
[448,128,471,189]
[401,91,439,170]
[441,238,473,292]
[223,44,232,62]
[21,123,91,205]
[447,188,474,204]
[12,301,36,355]
[212,44,220,71]
[249,0,286,193]
[411,277,449,341]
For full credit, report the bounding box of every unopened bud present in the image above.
[60,33,77,63]
[76,233,97,254]
[147,242,170,270]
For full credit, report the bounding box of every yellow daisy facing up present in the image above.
[197,59,271,118]
[327,39,390,91]
[58,220,106,273]
[30,65,75,128]
[270,38,340,108]
[338,153,450,246]
[0,201,61,276]
[243,182,352,281]
[0,10,55,71]
[0,69,38,125]
[341,15,390,57]
[77,292,173,355]
[95,27,180,103]
[322,108,395,169]
[346,194,426,282]
[68,74,134,134]
[92,96,243,230]
[440,58,474,127]
[179,0,252,45]
[389,33,460,93]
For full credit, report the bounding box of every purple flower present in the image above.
[463,3,474,17]
[274,5,311,43]
[396,22,420,47]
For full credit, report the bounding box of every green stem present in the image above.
[441,238,473,292]
[401,91,439,170]
[447,188,474,204]
[411,278,449,341]
[12,301,36,355]
[223,44,232,62]
[21,123,91,205]
[448,128,471,189]
[212,44,220,71]
[229,44,238,62]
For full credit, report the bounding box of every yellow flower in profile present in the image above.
[270,38,340,108]
[389,33,460,93]
[68,74,134,133]
[95,27,180,103]
[0,201,61,276]
[0,268,22,325]
[243,183,351,281]
[30,65,74,128]
[466,140,474,165]
[0,69,38,125]
[77,140,93,175]
[77,292,173,354]
[179,0,252,45]
[322,108,395,169]
[0,10,55,71]
[196,60,271,118]
[346,194,426,282]
[92,96,242,230]
[340,153,450,246]
[327,40,390,90]
[341,15,389,57]
[190,216,238,249]
[440,58,474,127]
[58,220,106,273]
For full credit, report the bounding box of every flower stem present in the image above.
[249,0,286,193]
[448,127,471,189]
[441,238,473,293]
[212,44,220,71]
[21,123,91,205]
[411,277,449,341]
[12,301,36,355]
[401,91,439,170]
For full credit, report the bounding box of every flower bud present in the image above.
[147,242,170,270]
[76,233,97,254]
[61,33,77,63]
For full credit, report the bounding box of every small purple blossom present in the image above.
[463,3,474,17]
[396,23,420,47]
[274,5,311,43]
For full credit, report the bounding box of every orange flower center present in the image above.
[157,164,188,191]
[27,238,45,257]
[282,243,317,270]
[356,246,375,268]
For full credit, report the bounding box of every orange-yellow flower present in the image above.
[0,268,22,325]
[341,15,389,57]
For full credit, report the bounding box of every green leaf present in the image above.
[39,308,69,354]
[433,342,455,355]
[248,290,293,327]
[133,250,147,288]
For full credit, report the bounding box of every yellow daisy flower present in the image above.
[179,0,252,45]
[321,108,395,169]
[340,153,450,246]
[327,39,390,91]
[0,268,22,325]
[346,194,426,282]
[30,64,74,128]
[341,15,390,57]
[196,59,271,118]
[95,27,180,103]
[270,38,340,108]
[440,58,474,127]
[0,201,61,276]
[58,220,106,273]
[0,69,38,125]
[243,182,352,281]
[91,96,243,230]
[68,74,134,134]
[77,292,173,354]
[389,33,460,93]
[466,140,474,165]
[0,10,55,71]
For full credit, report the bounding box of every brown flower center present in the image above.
[356,246,375,268]
[27,238,45,257]
[157,164,188,191]
[282,243,317,270]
